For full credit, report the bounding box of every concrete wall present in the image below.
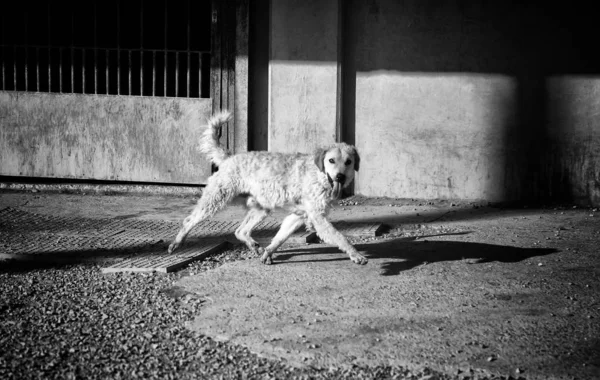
[0,93,213,183]
[268,0,339,153]
[348,1,600,205]
[264,0,600,205]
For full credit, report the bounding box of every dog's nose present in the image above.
[335,173,346,183]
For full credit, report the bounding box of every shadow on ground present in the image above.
[274,235,558,276]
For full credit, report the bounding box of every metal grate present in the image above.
[0,0,211,98]
[0,208,384,271]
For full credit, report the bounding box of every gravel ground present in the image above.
[0,246,467,380]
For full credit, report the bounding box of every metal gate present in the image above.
[0,0,231,184]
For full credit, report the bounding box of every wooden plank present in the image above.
[101,242,227,273]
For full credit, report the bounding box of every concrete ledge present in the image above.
[0,180,203,197]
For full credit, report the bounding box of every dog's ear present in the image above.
[353,148,360,171]
[314,148,327,172]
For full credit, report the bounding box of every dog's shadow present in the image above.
[274,233,558,276]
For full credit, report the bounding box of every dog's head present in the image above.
[314,143,360,200]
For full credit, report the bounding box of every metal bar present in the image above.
[152,51,156,96]
[24,12,28,91]
[94,1,97,94]
[59,47,62,93]
[1,46,3,90]
[36,47,39,91]
[94,45,98,93]
[6,44,208,54]
[199,53,202,98]
[71,6,74,92]
[175,52,179,96]
[187,0,191,97]
[106,49,109,94]
[163,0,168,97]
[13,46,17,90]
[82,49,85,93]
[140,1,144,96]
[1,11,4,90]
[187,52,190,98]
[48,2,51,91]
[117,1,121,95]
[128,50,131,95]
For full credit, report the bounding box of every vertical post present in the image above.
[224,0,236,150]
[335,0,343,143]
[211,0,221,111]
[210,0,236,151]
[234,0,250,153]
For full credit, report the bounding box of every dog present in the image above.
[167,110,367,265]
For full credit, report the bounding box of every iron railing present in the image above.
[0,0,211,98]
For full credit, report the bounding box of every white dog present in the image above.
[168,111,367,265]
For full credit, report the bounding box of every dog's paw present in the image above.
[167,242,179,254]
[260,249,273,265]
[350,253,368,265]
[250,242,263,256]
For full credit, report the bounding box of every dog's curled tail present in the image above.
[199,110,232,166]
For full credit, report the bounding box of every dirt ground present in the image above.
[1,190,599,380]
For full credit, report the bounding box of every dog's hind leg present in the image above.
[260,213,304,265]
[168,181,237,254]
[308,213,368,265]
[235,205,270,255]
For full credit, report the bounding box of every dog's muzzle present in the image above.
[327,173,346,200]
[327,173,346,186]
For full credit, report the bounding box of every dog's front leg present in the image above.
[260,213,304,265]
[309,213,368,265]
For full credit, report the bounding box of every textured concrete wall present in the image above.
[0,93,212,183]
[268,0,339,153]
[355,73,517,200]
[265,0,600,205]
[349,1,600,205]
[545,77,600,204]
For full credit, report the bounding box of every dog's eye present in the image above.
[345,159,352,166]
[328,158,335,164]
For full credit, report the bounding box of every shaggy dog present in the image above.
[168,111,367,265]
